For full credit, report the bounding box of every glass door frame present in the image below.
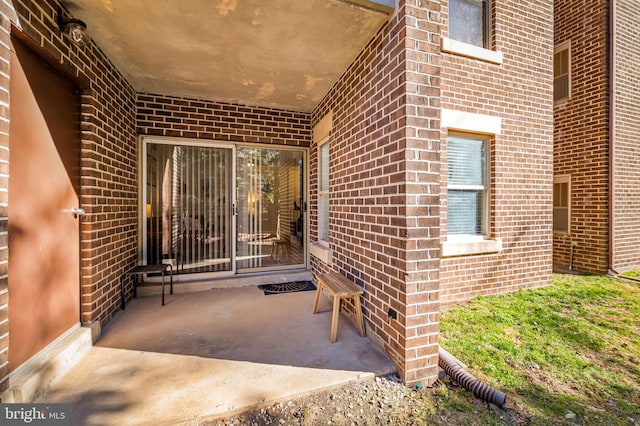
[140,136,237,279]
[140,136,309,279]
[235,143,309,274]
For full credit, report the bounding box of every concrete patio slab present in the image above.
[40,284,396,425]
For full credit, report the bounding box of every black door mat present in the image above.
[258,281,316,295]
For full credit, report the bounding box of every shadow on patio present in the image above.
[42,283,396,425]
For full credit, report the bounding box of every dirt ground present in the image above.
[204,374,521,426]
[205,375,418,425]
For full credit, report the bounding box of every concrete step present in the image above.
[2,325,94,403]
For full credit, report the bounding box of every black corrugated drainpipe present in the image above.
[607,0,618,275]
[438,347,507,408]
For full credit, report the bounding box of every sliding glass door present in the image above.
[236,147,305,272]
[145,141,234,274]
[144,139,306,276]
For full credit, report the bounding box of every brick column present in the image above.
[398,0,442,386]
[0,1,18,395]
[612,0,640,271]
[310,0,442,386]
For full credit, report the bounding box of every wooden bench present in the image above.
[271,239,290,258]
[313,272,366,343]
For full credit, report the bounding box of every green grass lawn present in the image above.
[420,273,640,425]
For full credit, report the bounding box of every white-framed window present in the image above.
[449,0,490,49]
[447,133,489,240]
[553,175,571,233]
[554,41,571,102]
[318,136,330,245]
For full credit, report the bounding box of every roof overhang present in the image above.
[61,0,395,112]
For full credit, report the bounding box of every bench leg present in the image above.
[161,270,165,306]
[353,296,366,337]
[330,296,341,343]
[120,275,125,310]
[168,264,173,295]
[312,282,324,314]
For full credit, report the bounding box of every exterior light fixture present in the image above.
[57,11,90,47]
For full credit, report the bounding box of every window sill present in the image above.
[554,98,571,106]
[310,242,332,265]
[442,238,502,257]
[442,37,503,65]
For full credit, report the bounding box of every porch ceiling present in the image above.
[60,0,394,112]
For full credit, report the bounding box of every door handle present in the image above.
[71,207,85,219]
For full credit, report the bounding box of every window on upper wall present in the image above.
[447,134,489,239]
[553,175,571,233]
[554,41,571,102]
[318,137,330,245]
[449,0,490,49]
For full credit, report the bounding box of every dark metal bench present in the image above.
[121,263,173,308]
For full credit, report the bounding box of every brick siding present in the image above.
[612,0,640,271]
[555,0,640,273]
[553,0,609,273]
[439,0,554,301]
[0,1,17,394]
[311,0,442,386]
[2,0,558,393]
[135,95,312,270]
[2,0,138,391]
[136,94,311,147]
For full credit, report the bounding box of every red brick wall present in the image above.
[0,0,17,395]
[439,0,554,301]
[553,0,609,273]
[136,94,311,147]
[311,0,442,386]
[2,0,137,391]
[612,0,640,271]
[0,0,557,394]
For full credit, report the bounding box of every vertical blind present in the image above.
[235,148,305,270]
[147,143,306,274]
[146,144,231,273]
[447,135,487,236]
[236,148,264,269]
[318,142,330,242]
